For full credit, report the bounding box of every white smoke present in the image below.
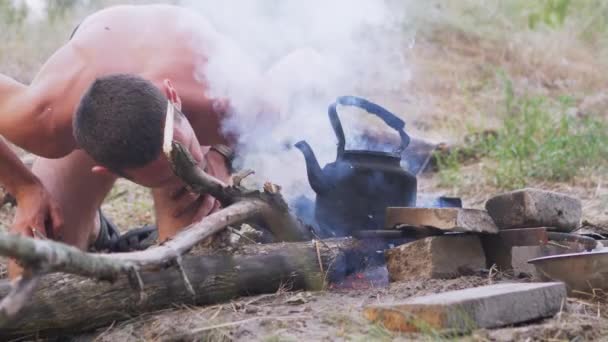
[178,0,415,202]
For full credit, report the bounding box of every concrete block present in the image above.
[481,228,549,271]
[386,235,486,281]
[363,282,566,333]
[510,245,569,278]
[385,207,498,234]
[485,188,582,232]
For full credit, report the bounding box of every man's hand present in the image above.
[171,147,232,222]
[11,181,64,240]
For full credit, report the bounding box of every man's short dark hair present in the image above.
[73,74,167,171]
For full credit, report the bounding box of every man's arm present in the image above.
[0,74,50,154]
[0,138,63,238]
[0,38,86,158]
[0,138,36,200]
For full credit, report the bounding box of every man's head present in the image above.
[73,73,202,187]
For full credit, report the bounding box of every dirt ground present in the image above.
[67,274,608,341]
[3,172,608,341]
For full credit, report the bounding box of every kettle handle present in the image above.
[328,96,410,157]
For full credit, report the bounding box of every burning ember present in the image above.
[329,266,389,291]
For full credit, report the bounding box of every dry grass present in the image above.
[384,1,608,145]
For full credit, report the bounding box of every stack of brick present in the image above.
[384,188,590,281]
[481,188,592,277]
[365,188,585,333]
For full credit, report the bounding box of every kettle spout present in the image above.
[294,140,329,194]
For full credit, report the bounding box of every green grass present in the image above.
[437,76,608,190]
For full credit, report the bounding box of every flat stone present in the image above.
[386,235,486,281]
[363,282,566,333]
[485,188,582,232]
[385,207,498,234]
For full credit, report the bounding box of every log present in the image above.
[0,238,368,339]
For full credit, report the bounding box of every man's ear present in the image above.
[163,79,182,111]
[91,165,116,177]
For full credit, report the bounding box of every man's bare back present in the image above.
[7,4,232,159]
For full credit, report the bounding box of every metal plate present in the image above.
[528,250,608,295]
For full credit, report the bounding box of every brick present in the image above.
[386,235,486,281]
[363,282,566,333]
[485,188,582,232]
[385,207,498,234]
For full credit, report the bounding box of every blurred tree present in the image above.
[0,0,28,27]
[46,0,80,23]
[528,0,571,29]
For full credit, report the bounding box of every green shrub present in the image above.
[436,79,608,190]
[528,0,572,29]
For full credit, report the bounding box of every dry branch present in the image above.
[168,141,233,204]
[100,199,272,268]
[0,232,135,280]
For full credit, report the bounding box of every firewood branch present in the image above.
[0,232,134,280]
[168,141,235,205]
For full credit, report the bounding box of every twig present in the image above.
[210,305,223,320]
[487,263,498,285]
[228,226,260,245]
[547,241,570,249]
[174,254,196,298]
[309,229,338,257]
[128,268,146,303]
[185,315,310,335]
[92,321,116,342]
[0,272,40,324]
[232,169,255,187]
[314,240,324,274]
[558,297,565,323]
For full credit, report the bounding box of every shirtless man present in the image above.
[0,4,301,278]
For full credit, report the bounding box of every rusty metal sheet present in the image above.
[385,207,498,234]
[495,228,550,246]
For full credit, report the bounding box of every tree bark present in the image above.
[0,238,366,339]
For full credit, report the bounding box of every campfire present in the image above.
[0,96,602,339]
